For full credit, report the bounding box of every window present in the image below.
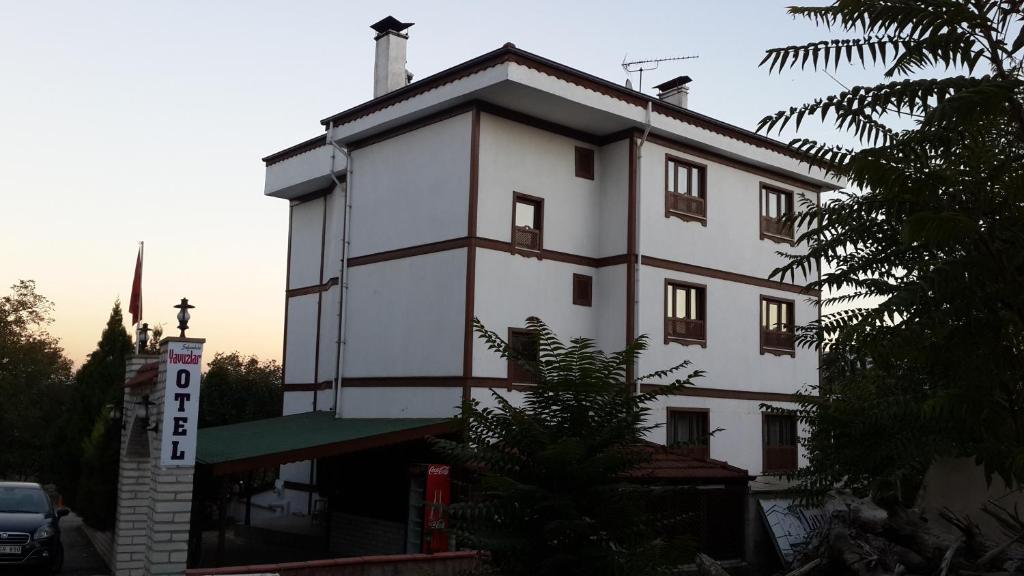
[760,184,794,241]
[763,414,798,473]
[761,296,795,356]
[572,274,592,307]
[575,147,595,180]
[512,193,543,254]
[665,156,707,223]
[668,409,710,460]
[507,328,539,384]
[665,281,706,346]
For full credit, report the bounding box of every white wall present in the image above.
[639,141,817,284]
[349,112,472,257]
[595,264,626,355]
[338,387,462,419]
[473,248,597,378]
[637,266,818,396]
[284,294,318,385]
[288,197,327,289]
[344,249,467,377]
[476,113,603,256]
[598,139,629,257]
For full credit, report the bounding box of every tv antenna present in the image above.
[622,54,699,92]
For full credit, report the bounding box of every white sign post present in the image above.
[160,340,203,466]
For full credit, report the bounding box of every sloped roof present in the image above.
[627,442,752,482]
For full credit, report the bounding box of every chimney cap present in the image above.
[653,75,693,92]
[371,16,414,35]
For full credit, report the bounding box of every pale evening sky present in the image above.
[1,1,875,367]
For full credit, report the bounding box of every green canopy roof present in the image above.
[196,411,453,475]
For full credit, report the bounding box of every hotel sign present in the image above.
[160,341,203,467]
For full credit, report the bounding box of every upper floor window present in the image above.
[575,147,595,180]
[761,296,795,356]
[760,184,794,241]
[665,281,706,346]
[512,193,543,254]
[668,409,710,460]
[763,414,798,473]
[665,156,707,223]
[507,328,539,384]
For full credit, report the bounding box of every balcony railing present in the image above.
[666,318,705,342]
[513,227,541,251]
[760,216,794,239]
[667,193,706,219]
[763,445,798,473]
[761,329,795,351]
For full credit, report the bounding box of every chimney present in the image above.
[653,76,692,109]
[371,16,414,98]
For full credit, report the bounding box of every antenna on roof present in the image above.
[622,54,699,92]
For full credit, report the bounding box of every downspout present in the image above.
[326,121,353,418]
[635,101,652,394]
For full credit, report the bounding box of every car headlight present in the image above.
[33,525,55,540]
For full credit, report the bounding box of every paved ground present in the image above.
[59,513,109,575]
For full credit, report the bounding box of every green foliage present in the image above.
[757,0,1024,498]
[75,412,121,530]
[431,317,704,576]
[199,352,282,428]
[0,281,73,480]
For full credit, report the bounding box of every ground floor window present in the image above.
[667,409,710,460]
[763,414,798,473]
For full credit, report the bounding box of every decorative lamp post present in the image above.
[174,298,195,337]
[136,322,151,354]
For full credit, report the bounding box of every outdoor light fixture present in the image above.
[140,394,159,433]
[174,297,194,337]
[136,322,151,354]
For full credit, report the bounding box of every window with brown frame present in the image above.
[572,274,592,307]
[665,156,707,223]
[763,414,798,473]
[507,328,540,384]
[665,281,706,346]
[575,146,595,180]
[760,184,795,241]
[668,409,710,460]
[761,296,795,355]
[512,193,543,254]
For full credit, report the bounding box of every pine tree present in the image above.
[431,317,704,576]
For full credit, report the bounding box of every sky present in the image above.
[0,0,884,367]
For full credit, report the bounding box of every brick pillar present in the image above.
[115,354,159,576]
[114,337,205,575]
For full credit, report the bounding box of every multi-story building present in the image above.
[263,16,835,512]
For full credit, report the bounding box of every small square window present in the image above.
[665,156,707,223]
[512,193,543,255]
[572,274,592,307]
[668,409,710,460]
[665,281,706,346]
[760,296,795,356]
[763,414,798,473]
[575,147,595,180]
[507,328,539,384]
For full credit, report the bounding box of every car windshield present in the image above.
[0,486,50,514]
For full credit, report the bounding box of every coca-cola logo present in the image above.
[428,465,450,476]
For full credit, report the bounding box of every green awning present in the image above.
[196,411,454,475]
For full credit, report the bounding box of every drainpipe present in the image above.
[635,101,652,394]
[326,122,353,418]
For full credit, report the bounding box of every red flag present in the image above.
[129,243,143,325]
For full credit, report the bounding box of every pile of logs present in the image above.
[698,492,1024,576]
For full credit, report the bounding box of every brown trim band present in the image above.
[342,376,532,391]
[348,238,470,267]
[206,421,456,476]
[478,102,607,146]
[626,136,638,382]
[642,256,816,297]
[464,107,481,402]
[284,381,333,391]
[286,277,339,298]
[640,384,806,403]
[263,134,328,165]
[282,481,317,492]
[349,104,476,151]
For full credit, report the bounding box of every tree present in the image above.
[51,301,132,525]
[199,352,282,428]
[432,318,703,576]
[0,281,72,480]
[757,1,1024,499]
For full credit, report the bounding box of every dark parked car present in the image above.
[0,482,66,573]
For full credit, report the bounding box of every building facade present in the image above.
[263,19,835,511]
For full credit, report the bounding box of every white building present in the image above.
[263,16,834,514]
